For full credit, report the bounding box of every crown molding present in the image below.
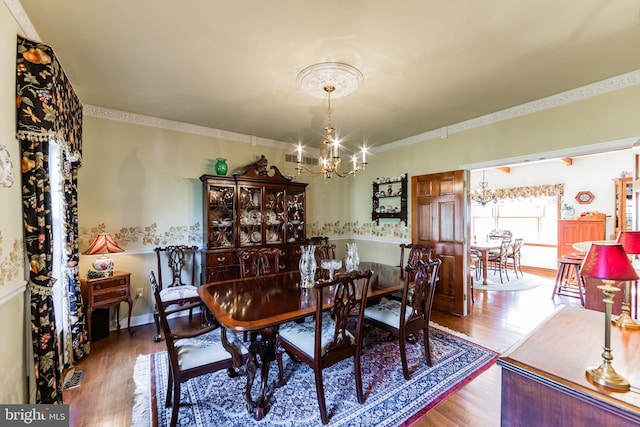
[82,105,291,150]
[4,0,40,40]
[374,70,640,154]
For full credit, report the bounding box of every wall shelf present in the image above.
[371,174,408,225]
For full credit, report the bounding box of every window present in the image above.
[471,196,558,244]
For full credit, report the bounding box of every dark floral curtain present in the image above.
[16,36,84,404]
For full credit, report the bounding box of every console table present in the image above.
[498,306,640,426]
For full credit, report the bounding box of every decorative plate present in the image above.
[575,191,594,204]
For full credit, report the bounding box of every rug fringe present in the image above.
[131,354,151,427]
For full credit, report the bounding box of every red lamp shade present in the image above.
[615,230,640,255]
[581,243,639,281]
[82,233,124,255]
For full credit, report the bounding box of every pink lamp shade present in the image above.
[580,243,639,281]
[615,230,640,255]
[83,233,124,274]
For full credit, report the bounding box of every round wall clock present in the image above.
[575,191,594,204]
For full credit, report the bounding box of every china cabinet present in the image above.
[613,176,633,237]
[371,174,408,225]
[200,156,308,283]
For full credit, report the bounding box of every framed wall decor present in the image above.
[575,191,594,204]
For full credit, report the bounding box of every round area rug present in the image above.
[475,273,552,291]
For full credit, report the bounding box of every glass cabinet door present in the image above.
[207,183,235,248]
[239,185,263,246]
[286,189,305,243]
[265,188,285,244]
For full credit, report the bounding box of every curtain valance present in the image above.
[16,36,82,164]
[494,183,564,201]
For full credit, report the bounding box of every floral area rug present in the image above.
[132,323,498,426]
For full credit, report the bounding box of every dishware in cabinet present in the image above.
[203,178,236,248]
[238,184,264,246]
[286,189,306,244]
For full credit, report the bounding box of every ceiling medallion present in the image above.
[296,62,363,99]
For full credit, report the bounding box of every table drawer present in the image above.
[92,287,129,305]
[90,276,129,292]
[207,252,235,266]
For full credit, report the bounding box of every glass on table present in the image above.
[321,259,342,280]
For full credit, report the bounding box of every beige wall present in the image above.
[0,3,28,404]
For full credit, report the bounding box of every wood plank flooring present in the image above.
[63,271,581,426]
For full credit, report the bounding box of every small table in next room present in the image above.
[80,271,133,341]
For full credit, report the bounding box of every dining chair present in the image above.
[275,269,373,425]
[488,229,513,240]
[153,245,201,342]
[507,238,524,278]
[398,243,433,279]
[363,258,442,379]
[306,236,329,246]
[237,247,285,278]
[150,271,248,427]
[487,239,511,283]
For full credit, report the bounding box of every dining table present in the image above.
[470,240,501,285]
[197,261,405,421]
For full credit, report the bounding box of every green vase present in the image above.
[215,158,228,176]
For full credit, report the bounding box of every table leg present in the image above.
[127,296,133,335]
[244,327,278,421]
[482,250,489,285]
[115,305,121,330]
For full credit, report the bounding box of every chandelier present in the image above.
[471,170,497,206]
[295,63,368,179]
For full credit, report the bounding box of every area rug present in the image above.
[476,272,553,291]
[131,323,498,426]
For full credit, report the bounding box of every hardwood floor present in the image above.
[63,271,581,426]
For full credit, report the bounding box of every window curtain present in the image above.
[16,36,85,404]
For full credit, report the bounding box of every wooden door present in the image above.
[412,170,469,315]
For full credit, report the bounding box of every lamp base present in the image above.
[586,362,630,391]
[92,256,114,275]
[612,310,640,329]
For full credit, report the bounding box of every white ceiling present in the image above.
[14,0,640,152]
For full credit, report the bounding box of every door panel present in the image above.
[412,170,469,315]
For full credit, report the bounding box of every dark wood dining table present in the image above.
[197,261,405,420]
[470,240,501,285]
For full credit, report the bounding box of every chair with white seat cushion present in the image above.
[150,271,248,427]
[363,258,442,379]
[275,269,373,425]
[153,245,201,342]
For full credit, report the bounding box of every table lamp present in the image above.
[580,243,638,391]
[83,233,124,277]
[614,230,640,329]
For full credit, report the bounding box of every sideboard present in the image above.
[498,306,640,426]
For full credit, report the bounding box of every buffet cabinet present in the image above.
[200,156,308,283]
[557,218,605,258]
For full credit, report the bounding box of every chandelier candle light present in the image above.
[471,170,497,206]
[295,63,368,179]
[82,232,124,277]
[580,243,638,391]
